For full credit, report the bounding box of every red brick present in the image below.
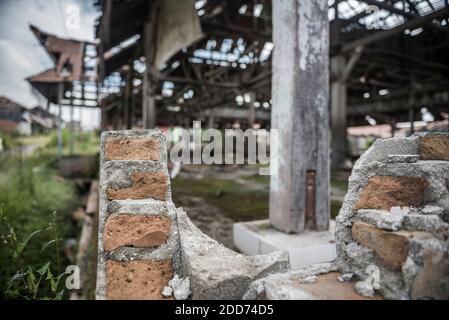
[105,138,160,161]
[420,136,449,161]
[106,260,173,300]
[107,172,168,201]
[355,176,428,210]
[351,221,409,271]
[104,215,171,251]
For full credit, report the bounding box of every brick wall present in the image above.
[96,130,289,300]
[96,131,182,300]
[336,133,449,300]
[97,131,449,300]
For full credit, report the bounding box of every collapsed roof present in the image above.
[95,0,449,127]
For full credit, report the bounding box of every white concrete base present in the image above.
[233,220,336,269]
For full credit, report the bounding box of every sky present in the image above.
[0,0,101,130]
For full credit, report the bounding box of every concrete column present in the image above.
[208,109,215,129]
[409,108,415,135]
[247,93,256,129]
[142,5,156,129]
[69,104,74,155]
[57,83,64,159]
[142,68,156,129]
[270,0,330,233]
[331,55,347,169]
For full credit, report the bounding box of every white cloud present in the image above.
[0,0,100,129]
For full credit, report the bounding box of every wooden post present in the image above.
[270,0,330,233]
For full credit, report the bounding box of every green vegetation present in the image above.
[48,128,100,156]
[0,152,78,299]
[1,209,71,299]
[0,130,99,299]
[242,173,270,184]
[0,131,19,150]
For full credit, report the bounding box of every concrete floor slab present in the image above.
[233,220,336,269]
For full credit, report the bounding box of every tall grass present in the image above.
[0,152,78,299]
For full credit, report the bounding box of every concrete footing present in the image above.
[233,220,336,269]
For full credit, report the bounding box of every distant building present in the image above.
[28,106,60,133]
[0,96,59,135]
[0,96,32,135]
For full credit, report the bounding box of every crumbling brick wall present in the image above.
[336,133,449,299]
[96,130,289,300]
[97,130,449,300]
[96,131,182,300]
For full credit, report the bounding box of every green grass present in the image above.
[0,131,19,150]
[242,174,270,184]
[0,151,79,299]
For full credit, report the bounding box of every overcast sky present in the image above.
[0,0,100,129]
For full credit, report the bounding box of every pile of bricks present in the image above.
[336,133,449,299]
[96,131,182,300]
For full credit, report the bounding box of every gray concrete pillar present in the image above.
[142,75,156,129]
[270,0,330,233]
[142,5,156,129]
[247,93,256,129]
[331,55,347,169]
[208,109,215,129]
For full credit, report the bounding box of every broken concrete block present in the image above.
[244,263,381,300]
[421,204,445,216]
[167,275,191,300]
[177,209,289,299]
[354,280,375,298]
[356,207,407,231]
[387,154,419,163]
[403,214,449,234]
